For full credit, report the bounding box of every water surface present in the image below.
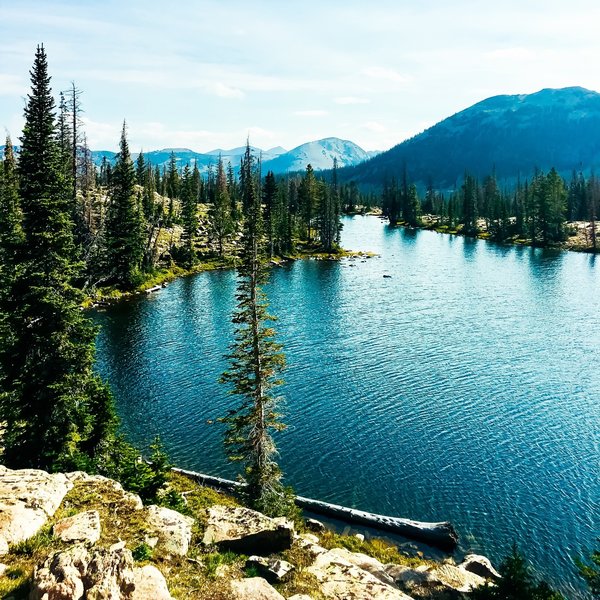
[94,216,600,597]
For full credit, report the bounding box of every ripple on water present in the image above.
[93,217,600,598]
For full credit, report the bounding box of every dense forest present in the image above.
[380,167,598,251]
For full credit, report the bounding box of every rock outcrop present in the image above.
[0,466,499,600]
[0,466,74,553]
[53,510,101,545]
[203,505,294,555]
[459,553,501,580]
[230,577,286,599]
[146,504,194,556]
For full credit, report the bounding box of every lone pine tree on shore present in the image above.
[0,45,116,470]
[220,143,295,518]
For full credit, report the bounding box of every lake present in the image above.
[93,216,600,597]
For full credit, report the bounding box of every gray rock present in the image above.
[203,505,294,555]
[247,555,295,583]
[385,561,486,596]
[286,596,313,600]
[30,544,89,600]
[230,577,286,600]
[132,564,173,600]
[30,544,138,600]
[307,548,412,599]
[53,510,101,545]
[146,505,194,556]
[460,553,501,580]
[0,466,74,554]
[305,518,326,533]
[84,546,136,599]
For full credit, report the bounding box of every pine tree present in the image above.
[263,170,278,257]
[220,144,294,517]
[104,122,145,288]
[298,164,317,242]
[0,138,24,274]
[179,164,197,267]
[210,157,233,257]
[0,45,116,470]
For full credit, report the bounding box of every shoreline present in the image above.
[85,247,378,308]
[380,214,600,254]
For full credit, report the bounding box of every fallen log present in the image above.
[172,467,458,551]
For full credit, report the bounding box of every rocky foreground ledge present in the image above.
[0,466,499,599]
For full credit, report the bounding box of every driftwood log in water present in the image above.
[172,467,458,550]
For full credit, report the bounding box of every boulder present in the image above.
[230,577,286,600]
[146,505,194,556]
[307,548,412,599]
[203,505,294,555]
[53,510,101,545]
[0,466,74,553]
[459,554,501,580]
[132,564,173,600]
[30,544,138,600]
[30,544,89,600]
[305,518,326,533]
[287,596,313,600]
[84,546,136,599]
[246,555,295,583]
[430,563,486,593]
[326,548,396,587]
[385,562,486,597]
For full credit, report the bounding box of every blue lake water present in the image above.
[93,216,600,597]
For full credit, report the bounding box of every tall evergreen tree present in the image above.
[298,164,317,242]
[0,46,116,469]
[220,144,294,517]
[179,164,197,267]
[104,122,145,288]
[210,157,233,257]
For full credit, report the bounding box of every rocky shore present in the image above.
[0,466,499,599]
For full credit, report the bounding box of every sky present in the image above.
[2,0,600,153]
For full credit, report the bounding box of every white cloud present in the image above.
[362,66,409,83]
[486,47,537,61]
[294,110,329,117]
[0,74,28,96]
[362,121,386,133]
[210,82,245,99]
[334,96,370,105]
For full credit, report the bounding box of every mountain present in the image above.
[90,137,372,175]
[262,137,371,174]
[339,86,600,189]
[205,145,286,162]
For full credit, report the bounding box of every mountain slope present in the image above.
[262,137,370,174]
[90,138,372,175]
[339,86,600,188]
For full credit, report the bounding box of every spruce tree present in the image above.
[179,164,197,267]
[210,157,233,257]
[298,164,317,242]
[104,122,145,288]
[0,46,116,470]
[220,144,294,517]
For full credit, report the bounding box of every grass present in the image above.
[319,530,433,569]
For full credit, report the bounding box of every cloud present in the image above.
[362,66,409,83]
[486,47,537,61]
[0,74,28,96]
[334,96,370,105]
[294,110,329,117]
[210,82,245,99]
[362,121,386,133]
